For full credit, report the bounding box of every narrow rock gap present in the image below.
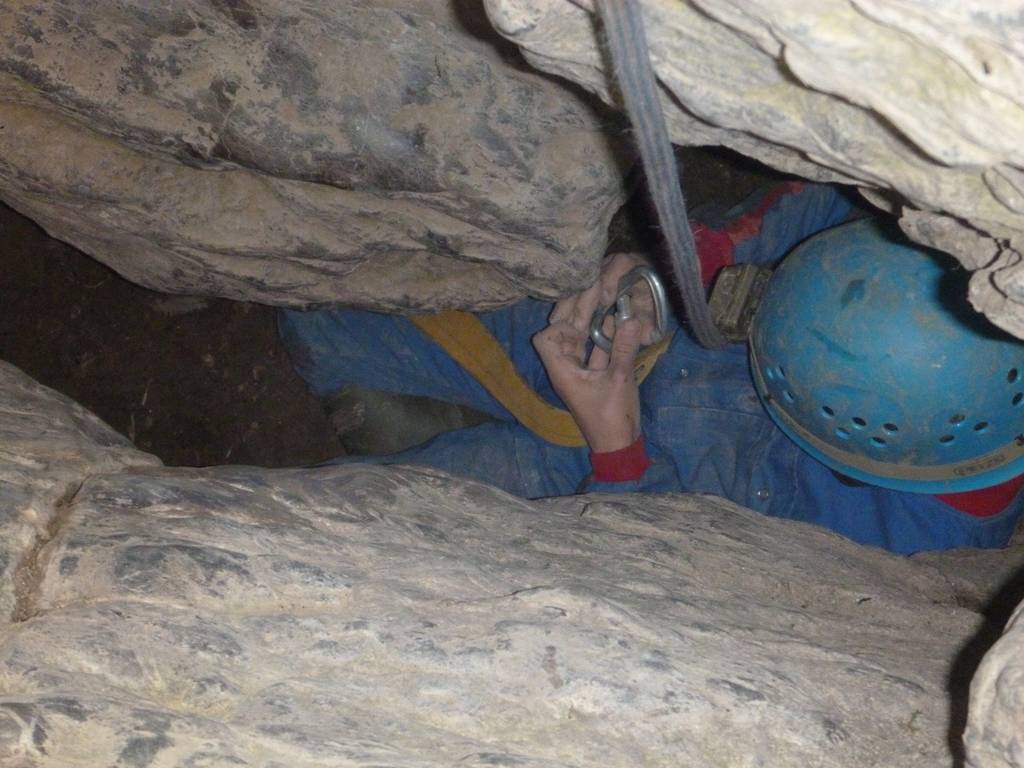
[0,202,341,468]
[11,479,84,623]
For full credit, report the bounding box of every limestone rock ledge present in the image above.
[1,359,1022,766]
[0,465,980,766]
[485,0,1024,337]
[0,0,627,312]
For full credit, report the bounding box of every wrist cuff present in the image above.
[590,435,651,482]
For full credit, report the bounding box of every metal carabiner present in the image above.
[589,266,669,353]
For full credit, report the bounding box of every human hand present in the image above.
[533,276,644,453]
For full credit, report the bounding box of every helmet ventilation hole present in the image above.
[1014,392,1023,406]
[1009,368,1020,383]
[883,423,899,433]
[939,434,955,444]
[766,368,775,380]
[949,414,966,425]
[835,428,851,440]
[870,437,886,447]
[851,417,867,429]
[974,421,989,433]
[777,366,786,380]
[821,405,835,418]
[783,390,795,403]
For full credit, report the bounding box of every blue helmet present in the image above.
[750,218,1024,493]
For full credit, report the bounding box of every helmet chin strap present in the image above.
[594,0,728,349]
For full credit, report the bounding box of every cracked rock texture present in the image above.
[1,360,1024,766]
[484,0,1024,337]
[0,0,626,312]
[0,361,158,623]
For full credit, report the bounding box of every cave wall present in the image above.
[0,0,627,311]
[967,599,1024,768]
[484,0,1024,335]
[1,357,1023,766]
[4,0,1024,335]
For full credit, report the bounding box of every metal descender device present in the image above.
[589,266,670,353]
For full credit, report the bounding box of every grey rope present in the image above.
[595,0,727,349]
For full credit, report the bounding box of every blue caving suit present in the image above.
[279,183,1024,555]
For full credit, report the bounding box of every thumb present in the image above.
[609,318,643,374]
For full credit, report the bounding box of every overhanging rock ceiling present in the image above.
[0,0,627,311]
[2,0,1024,334]
[485,0,1024,336]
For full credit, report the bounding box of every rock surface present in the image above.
[1,359,1023,766]
[484,0,1024,336]
[967,600,1024,768]
[6,1,1024,334]
[0,361,158,623]
[0,0,627,312]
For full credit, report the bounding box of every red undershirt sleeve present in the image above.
[590,434,651,483]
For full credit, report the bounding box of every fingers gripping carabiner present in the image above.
[589,266,669,353]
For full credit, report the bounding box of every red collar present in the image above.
[936,474,1024,517]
